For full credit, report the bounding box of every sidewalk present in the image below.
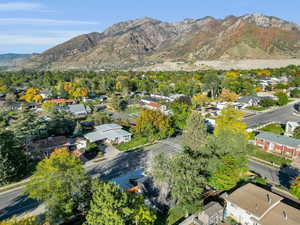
[245,98,300,114]
[0,178,30,195]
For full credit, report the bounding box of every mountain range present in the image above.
[18,14,300,71]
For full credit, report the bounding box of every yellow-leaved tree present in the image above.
[19,88,43,103]
[214,106,249,139]
[192,93,211,108]
[0,215,42,225]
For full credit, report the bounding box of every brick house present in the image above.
[255,131,300,159]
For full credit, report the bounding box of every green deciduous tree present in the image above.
[25,148,91,224]
[170,100,191,130]
[86,180,156,225]
[207,130,248,191]
[202,73,221,99]
[152,112,209,214]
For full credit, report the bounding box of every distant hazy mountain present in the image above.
[19,14,300,70]
[0,53,33,67]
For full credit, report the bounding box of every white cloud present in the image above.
[0,18,98,25]
[0,2,43,11]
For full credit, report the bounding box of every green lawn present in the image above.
[245,106,268,111]
[116,136,149,151]
[125,104,142,114]
[259,123,285,135]
[248,146,292,167]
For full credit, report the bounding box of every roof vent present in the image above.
[283,210,288,220]
[267,194,272,204]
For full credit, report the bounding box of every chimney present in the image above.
[267,194,272,204]
[283,210,288,220]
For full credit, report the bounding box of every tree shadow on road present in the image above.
[278,165,300,188]
[0,194,40,221]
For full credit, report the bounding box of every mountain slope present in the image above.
[20,14,300,70]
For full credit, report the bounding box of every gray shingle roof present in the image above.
[95,123,122,132]
[84,128,131,142]
[256,131,300,148]
[68,104,88,114]
[239,95,261,104]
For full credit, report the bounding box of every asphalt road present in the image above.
[244,101,300,128]
[0,137,182,221]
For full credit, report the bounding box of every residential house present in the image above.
[40,91,51,99]
[169,94,186,102]
[74,138,87,149]
[93,104,106,112]
[179,202,224,225]
[256,92,277,100]
[225,183,300,225]
[45,98,76,104]
[67,104,91,116]
[255,131,300,159]
[84,123,132,144]
[0,100,21,111]
[238,95,261,108]
[30,136,71,158]
[285,121,300,137]
[141,100,170,115]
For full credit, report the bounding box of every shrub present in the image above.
[275,91,289,106]
[290,89,300,98]
[259,97,276,107]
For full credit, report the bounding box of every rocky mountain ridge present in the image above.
[19,14,300,71]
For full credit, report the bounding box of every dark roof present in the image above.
[239,95,261,104]
[256,131,300,148]
[203,202,223,217]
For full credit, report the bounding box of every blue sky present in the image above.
[1,0,300,54]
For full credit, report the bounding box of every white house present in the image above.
[74,138,87,149]
[141,100,170,115]
[84,123,132,144]
[285,121,300,137]
[225,183,300,225]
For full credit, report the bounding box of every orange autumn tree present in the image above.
[256,70,271,77]
[58,82,88,99]
[219,89,239,102]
